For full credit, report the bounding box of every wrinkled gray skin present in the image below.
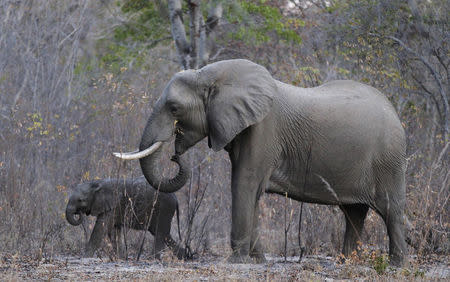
[65,177,188,260]
[137,59,407,265]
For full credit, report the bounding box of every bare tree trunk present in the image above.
[167,0,222,70]
[407,0,428,38]
[200,1,223,65]
[168,0,190,69]
[188,0,201,69]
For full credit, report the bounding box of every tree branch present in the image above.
[407,0,429,38]
[370,33,449,140]
[168,0,190,69]
[411,73,442,119]
[205,2,223,34]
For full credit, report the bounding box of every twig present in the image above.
[284,192,293,262]
[137,181,160,261]
[298,140,313,262]
[183,163,209,256]
[298,202,305,262]
[432,141,449,169]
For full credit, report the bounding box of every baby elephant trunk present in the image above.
[65,206,83,226]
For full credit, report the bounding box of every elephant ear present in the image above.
[89,181,118,216]
[202,59,276,151]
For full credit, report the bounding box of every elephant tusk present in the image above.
[113,141,163,160]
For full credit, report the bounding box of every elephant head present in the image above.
[66,181,116,225]
[114,59,276,193]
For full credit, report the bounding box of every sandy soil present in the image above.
[1,253,448,281]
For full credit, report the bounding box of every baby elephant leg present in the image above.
[152,231,165,260]
[85,214,109,257]
[108,226,125,259]
[164,235,189,260]
[86,213,118,260]
[149,213,187,260]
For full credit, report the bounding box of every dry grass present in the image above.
[1,253,448,281]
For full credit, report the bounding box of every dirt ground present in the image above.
[1,253,448,281]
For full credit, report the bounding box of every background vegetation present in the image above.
[0,0,447,269]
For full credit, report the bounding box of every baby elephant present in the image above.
[65,177,188,260]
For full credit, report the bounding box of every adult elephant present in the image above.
[114,59,407,265]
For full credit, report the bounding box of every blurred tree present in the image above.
[325,0,448,142]
[111,0,303,70]
[168,0,223,69]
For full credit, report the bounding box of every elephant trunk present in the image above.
[139,142,190,193]
[65,206,82,226]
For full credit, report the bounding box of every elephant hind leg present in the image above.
[109,227,125,259]
[153,232,165,260]
[149,212,187,260]
[164,235,189,260]
[148,215,166,260]
[383,212,407,266]
[340,204,369,257]
[373,168,407,266]
[375,201,407,266]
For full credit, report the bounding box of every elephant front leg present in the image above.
[227,129,275,264]
[229,169,266,264]
[249,202,266,263]
[229,191,253,263]
[85,214,108,257]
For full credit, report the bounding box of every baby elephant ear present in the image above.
[204,60,276,151]
[89,181,116,216]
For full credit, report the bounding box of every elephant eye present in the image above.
[169,104,179,115]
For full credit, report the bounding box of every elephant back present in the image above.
[118,178,159,229]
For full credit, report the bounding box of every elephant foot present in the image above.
[227,254,253,264]
[250,252,266,264]
[152,252,162,261]
[389,253,406,267]
[337,254,346,264]
[174,251,185,260]
[117,251,128,261]
[173,250,189,260]
[107,252,118,262]
[83,248,95,258]
[177,249,196,261]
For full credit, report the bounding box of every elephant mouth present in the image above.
[67,211,83,225]
[75,207,90,216]
[174,129,200,155]
[73,213,82,221]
